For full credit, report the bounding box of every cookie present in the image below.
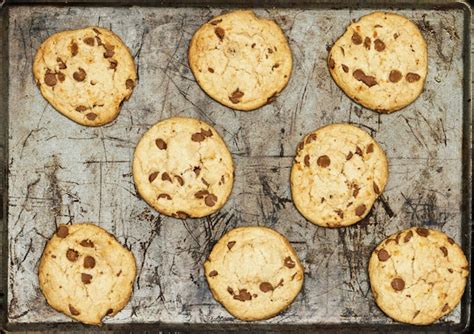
[188,10,292,111]
[204,227,304,321]
[132,117,234,218]
[328,12,427,113]
[33,27,137,126]
[38,223,136,325]
[290,123,388,227]
[369,227,469,325]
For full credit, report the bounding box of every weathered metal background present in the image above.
[3,3,470,330]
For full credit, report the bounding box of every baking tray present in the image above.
[0,0,472,332]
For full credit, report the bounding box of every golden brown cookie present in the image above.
[189,10,292,111]
[38,223,137,325]
[369,227,469,325]
[33,27,137,126]
[328,12,428,112]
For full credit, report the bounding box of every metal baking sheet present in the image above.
[1,1,471,331]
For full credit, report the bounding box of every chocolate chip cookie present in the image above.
[38,223,137,325]
[33,27,137,126]
[132,117,234,218]
[204,226,304,321]
[369,227,469,325]
[188,10,292,111]
[290,123,388,227]
[328,12,427,112]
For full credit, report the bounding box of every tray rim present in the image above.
[0,0,471,332]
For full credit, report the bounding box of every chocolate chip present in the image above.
[406,72,421,82]
[328,57,335,69]
[75,105,87,112]
[86,113,97,121]
[233,289,252,302]
[393,32,399,39]
[251,43,256,48]
[442,303,449,312]
[259,282,273,292]
[391,277,405,291]
[104,50,115,58]
[95,36,103,46]
[109,59,118,69]
[272,63,280,70]
[268,48,273,54]
[192,166,201,177]
[175,211,189,219]
[297,141,304,152]
[161,172,172,183]
[210,19,222,25]
[56,72,65,82]
[374,39,385,51]
[227,241,236,250]
[57,225,69,238]
[73,68,86,82]
[373,182,381,194]
[155,138,167,150]
[195,190,209,199]
[175,176,184,186]
[215,27,225,40]
[353,69,377,87]
[229,88,244,104]
[304,155,310,167]
[413,310,420,318]
[335,209,344,219]
[305,133,317,144]
[404,230,413,243]
[448,268,453,273]
[346,152,353,160]
[366,143,374,153]
[44,72,57,87]
[440,246,448,257]
[104,43,115,51]
[317,155,331,167]
[66,248,79,262]
[342,64,349,73]
[84,256,96,269]
[106,308,113,315]
[209,270,218,277]
[201,128,213,137]
[355,204,366,217]
[352,184,360,198]
[126,79,134,89]
[355,146,363,156]
[227,287,234,295]
[364,37,371,50]
[81,273,92,284]
[447,237,455,245]
[377,249,390,261]
[389,70,402,83]
[208,67,214,73]
[84,37,95,46]
[202,178,210,187]
[284,256,295,268]
[157,193,172,200]
[57,57,67,69]
[80,239,94,247]
[149,172,158,183]
[205,194,218,207]
[191,132,205,142]
[69,305,80,315]
[71,42,78,56]
[93,28,102,35]
[352,32,362,45]
[416,227,429,237]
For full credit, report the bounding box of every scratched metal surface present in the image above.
[4,4,470,330]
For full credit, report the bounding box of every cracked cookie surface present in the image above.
[188,10,292,111]
[290,123,388,227]
[369,227,469,325]
[204,227,304,321]
[133,117,234,218]
[33,27,137,126]
[328,12,427,112]
[38,223,137,325]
